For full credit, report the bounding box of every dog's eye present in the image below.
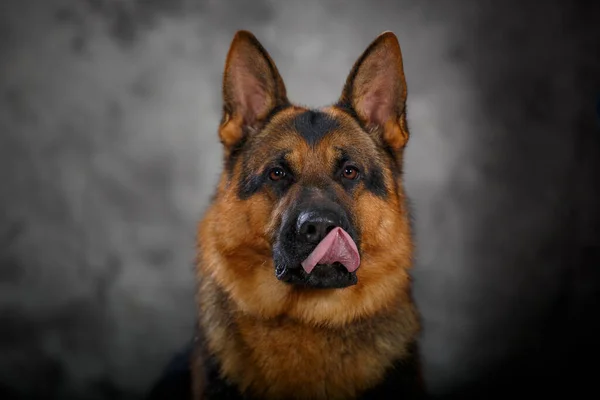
[342,166,359,180]
[269,167,286,181]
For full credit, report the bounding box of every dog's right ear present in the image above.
[219,31,289,150]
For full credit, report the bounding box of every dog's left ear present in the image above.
[339,31,409,151]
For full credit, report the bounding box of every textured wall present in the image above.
[1,0,599,399]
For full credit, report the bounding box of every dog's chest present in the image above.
[217,316,404,400]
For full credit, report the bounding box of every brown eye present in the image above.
[269,167,286,181]
[343,166,359,180]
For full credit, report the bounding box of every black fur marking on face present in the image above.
[238,151,294,200]
[334,148,388,198]
[364,166,387,198]
[238,171,264,200]
[291,110,339,146]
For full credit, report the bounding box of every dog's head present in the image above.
[199,31,413,326]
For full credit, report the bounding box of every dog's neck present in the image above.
[197,276,420,399]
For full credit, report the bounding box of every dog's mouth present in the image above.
[275,227,361,289]
[276,262,358,289]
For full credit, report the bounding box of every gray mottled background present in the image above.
[1,0,599,399]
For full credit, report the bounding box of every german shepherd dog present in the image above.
[191,30,423,399]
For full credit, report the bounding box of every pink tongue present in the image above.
[300,227,360,274]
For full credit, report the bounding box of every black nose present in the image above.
[297,210,340,244]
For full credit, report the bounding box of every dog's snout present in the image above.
[297,210,340,244]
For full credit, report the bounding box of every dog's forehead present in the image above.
[288,109,340,146]
[261,106,369,148]
[242,106,380,173]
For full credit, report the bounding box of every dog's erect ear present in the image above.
[220,30,289,149]
[339,31,409,151]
